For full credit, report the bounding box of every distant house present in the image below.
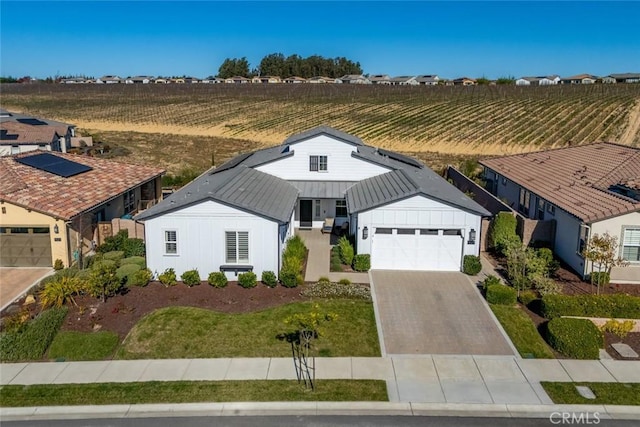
[153,78,170,84]
[516,76,560,86]
[481,143,640,284]
[560,74,597,85]
[369,74,391,85]
[60,77,87,84]
[125,76,153,84]
[283,76,306,84]
[415,75,440,85]
[225,76,250,84]
[388,76,418,86]
[604,73,640,84]
[184,77,200,84]
[0,152,164,268]
[516,77,539,86]
[339,74,371,84]
[96,75,121,84]
[171,78,186,84]
[0,110,76,156]
[538,75,560,85]
[453,77,476,86]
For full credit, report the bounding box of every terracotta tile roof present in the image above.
[480,143,640,222]
[0,121,60,144]
[0,152,165,220]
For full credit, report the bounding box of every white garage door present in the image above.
[371,228,463,271]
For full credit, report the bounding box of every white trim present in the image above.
[163,229,178,256]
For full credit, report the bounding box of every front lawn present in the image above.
[542,382,640,405]
[48,331,119,361]
[490,304,555,359]
[0,380,388,407]
[117,300,379,359]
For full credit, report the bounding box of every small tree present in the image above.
[87,261,121,302]
[582,232,628,294]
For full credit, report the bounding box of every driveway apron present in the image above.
[370,270,514,355]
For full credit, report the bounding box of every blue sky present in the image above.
[1,1,639,79]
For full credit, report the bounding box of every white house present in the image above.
[480,143,640,284]
[415,75,440,85]
[388,76,419,86]
[136,127,489,279]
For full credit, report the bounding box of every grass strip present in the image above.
[541,382,640,405]
[47,331,119,361]
[0,380,387,407]
[490,304,554,359]
[117,301,379,359]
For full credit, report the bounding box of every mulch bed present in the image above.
[4,282,309,342]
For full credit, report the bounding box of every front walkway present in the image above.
[0,267,53,311]
[298,229,369,284]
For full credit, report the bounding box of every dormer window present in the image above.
[309,155,328,172]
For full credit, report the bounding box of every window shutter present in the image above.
[226,231,237,263]
[238,231,249,263]
[624,229,640,246]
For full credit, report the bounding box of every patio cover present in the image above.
[289,180,357,199]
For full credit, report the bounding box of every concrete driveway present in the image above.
[370,270,515,356]
[0,268,53,311]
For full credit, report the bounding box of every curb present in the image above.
[2,402,639,421]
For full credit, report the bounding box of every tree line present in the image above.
[216,53,363,79]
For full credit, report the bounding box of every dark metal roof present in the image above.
[136,166,298,223]
[282,125,364,146]
[289,180,357,199]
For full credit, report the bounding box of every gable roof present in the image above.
[0,152,165,220]
[136,165,298,223]
[1,121,60,145]
[282,125,364,146]
[480,143,640,222]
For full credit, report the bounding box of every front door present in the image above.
[300,200,313,228]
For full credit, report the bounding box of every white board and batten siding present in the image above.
[590,211,640,284]
[255,135,389,181]
[144,200,280,281]
[356,195,482,271]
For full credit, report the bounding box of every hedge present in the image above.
[486,284,517,305]
[0,307,68,362]
[115,263,142,286]
[542,294,640,319]
[120,256,146,268]
[463,255,482,275]
[546,317,603,359]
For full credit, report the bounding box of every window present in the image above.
[537,198,545,220]
[375,228,393,234]
[226,231,249,264]
[420,229,439,235]
[164,230,177,254]
[314,200,321,218]
[501,177,507,186]
[309,155,328,172]
[622,228,640,262]
[443,229,462,236]
[518,188,531,216]
[577,225,589,255]
[397,228,416,235]
[547,204,556,215]
[335,199,347,217]
[124,189,135,214]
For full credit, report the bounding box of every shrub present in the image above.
[482,275,502,291]
[541,294,640,319]
[208,271,228,288]
[285,235,307,261]
[38,276,84,309]
[279,267,302,288]
[116,263,143,286]
[330,247,342,272]
[87,261,122,302]
[82,254,99,269]
[158,268,177,286]
[301,281,372,300]
[120,256,146,268]
[53,259,64,271]
[338,278,352,285]
[537,248,560,276]
[486,284,517,305]
[353,254,371,272]
[97,230,129,253]
[130,268,153,287]
[518,290,538,307]
[181,269,201,287]
[282,254,303,272]
[318,276,330,283]
[589,271,611,286]
[102,251,125,264]
[547,317,603,359]
[122,238,145,257]
[490,212,520,255]
[463,255,482,275]
[337,236,354,265]
[532,276,561,296]
[238,271,257,288]
[0,307,68,362]
[91,259,117,272]
[601,319,635,339]
[261,270,277,288]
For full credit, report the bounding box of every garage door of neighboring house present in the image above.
[0,227,52,267]
[371,228,463,271]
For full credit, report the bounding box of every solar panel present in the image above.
[0,130,18,140]
[377,148,423,169]
[17,118,49,126]
[211,152,253,174]
[16,152,93,177]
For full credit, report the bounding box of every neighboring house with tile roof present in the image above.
[559,74,598,85]
[136,126,489,279]
[453,77,477,86]
[0,110,76,156]
[0,152,164,268]
[480,143,640,284]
